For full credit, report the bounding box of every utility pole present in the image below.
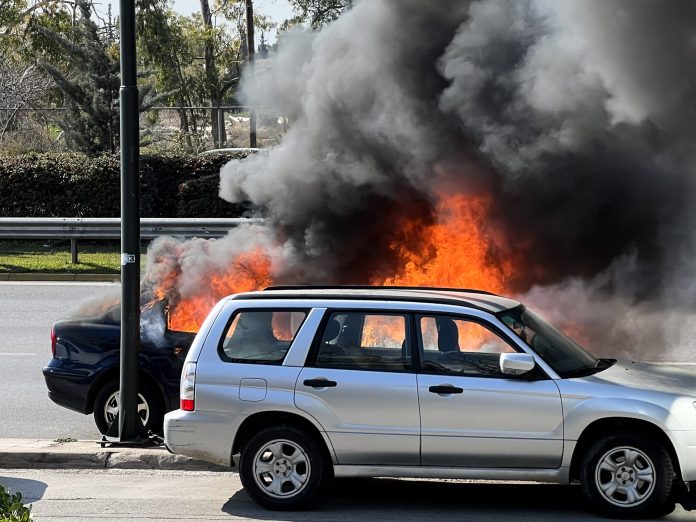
[116,0,144,443]
[246,0,257,148]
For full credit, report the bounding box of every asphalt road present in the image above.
[2,281,695,441]
[1,281,117,440]
[3,469,696,521]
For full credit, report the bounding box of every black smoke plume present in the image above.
[144,0,696,360]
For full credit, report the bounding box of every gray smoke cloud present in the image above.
[144,0,696,360]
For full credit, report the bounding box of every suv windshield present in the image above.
[498,305,608,378]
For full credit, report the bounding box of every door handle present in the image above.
[303,378,338,388]
[429,385,463,394]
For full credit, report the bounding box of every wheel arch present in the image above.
[86,366,166,414]
[569,417,682,483]
[232,410,336,467]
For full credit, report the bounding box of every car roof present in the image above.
[231,286,520,314]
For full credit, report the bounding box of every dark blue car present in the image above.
[43,304,195,434]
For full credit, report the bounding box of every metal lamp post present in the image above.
[116,0,145,443]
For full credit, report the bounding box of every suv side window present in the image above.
[418,314,516,378]
[313,311,411,372]
[220,310,308,364]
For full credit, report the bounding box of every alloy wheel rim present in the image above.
[104,391,150,426]
[252,439,311,499]
[594,446,656,508]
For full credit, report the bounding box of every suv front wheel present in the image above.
[239,426,328,510]
[580,432,675,518]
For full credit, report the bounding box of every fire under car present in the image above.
[163,286,696,518]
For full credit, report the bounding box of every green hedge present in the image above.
[0,152,252,217]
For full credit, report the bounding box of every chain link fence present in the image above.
[0,106,288,155]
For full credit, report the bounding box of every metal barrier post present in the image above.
[70,239,79,264]
[217,108,226,147]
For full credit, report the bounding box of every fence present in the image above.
[0,217,264,263]
[0,106,288,155]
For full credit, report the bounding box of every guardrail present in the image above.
[0,217,264,263]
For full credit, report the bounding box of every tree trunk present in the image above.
[199,0,224,148]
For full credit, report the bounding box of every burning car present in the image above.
[43,300,195,435]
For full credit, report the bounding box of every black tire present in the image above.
[239,426,328,510]
[92,379,164,435]
[580,432,675,519]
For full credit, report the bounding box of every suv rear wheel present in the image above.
[580,432,675,518]
[239,426,327,510]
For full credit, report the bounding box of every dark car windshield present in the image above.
[498,305,603,378]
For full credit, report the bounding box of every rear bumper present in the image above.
[43,365,92,415]
[164,409,237,468]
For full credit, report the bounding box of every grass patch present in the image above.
[0,240,146,273]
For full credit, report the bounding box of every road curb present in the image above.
[0,439,229,472]
[0,273,120,282]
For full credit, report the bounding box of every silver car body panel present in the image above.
[296,368,420,465]
[557,361,696,481]
[333,464,569,483]
[418,374,563,468]
[166,291,696,484]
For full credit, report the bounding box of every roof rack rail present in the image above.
[263,285,498,296]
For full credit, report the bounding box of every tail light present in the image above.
[180,361,197,411]
[50,327,57,357]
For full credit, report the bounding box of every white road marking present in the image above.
[0,352,37,356]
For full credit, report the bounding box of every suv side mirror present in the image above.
[500,353,536,376]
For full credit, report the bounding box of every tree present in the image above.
[137,0,274,150]
[32,0,119,153]
[199,0,225,147]
[286,0,352,29]
[0,60,50,139]
[199,0,273,147]
[0,0,73,60]
[34,0,162,154]
[137,0,201,149]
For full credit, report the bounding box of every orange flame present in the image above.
[361,315,406,348]
[166,247,273,332]
[374,192,512,292]
[155,192,515,335]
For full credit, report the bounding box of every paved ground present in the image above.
[0,439,227,471]
[4,468,696,522]
[0,281,117,440]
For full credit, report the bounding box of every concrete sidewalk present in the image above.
[0,439,228,471]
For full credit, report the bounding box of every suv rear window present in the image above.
[220,310,308,364]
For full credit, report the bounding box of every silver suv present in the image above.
[164,286,696,517]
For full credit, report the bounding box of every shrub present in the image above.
[0,151,253,218]
[0,485,32,522]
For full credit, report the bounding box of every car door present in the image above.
[416,313,564,468]
[295,310,420,466]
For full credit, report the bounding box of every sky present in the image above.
[99,0,295,42]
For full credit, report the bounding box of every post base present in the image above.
[99,413,163,448]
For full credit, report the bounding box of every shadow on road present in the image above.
[0,476,48,503]
[222,479,592,521]
[222,478,695,521]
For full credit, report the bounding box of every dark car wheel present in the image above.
[580,432,675,519]
[239,426,328,510]
[93,379,164,435]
